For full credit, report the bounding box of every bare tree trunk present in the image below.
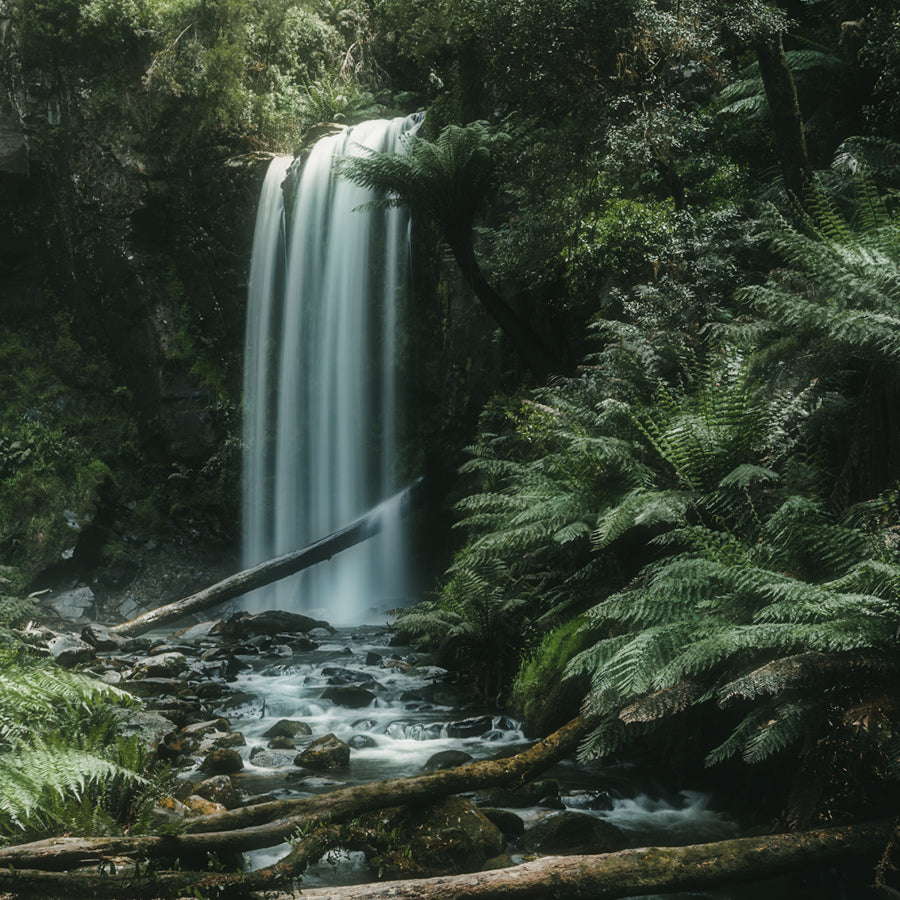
[110,477,424,637]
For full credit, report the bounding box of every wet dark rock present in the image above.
[81,623,127,650]
[262,719,312,740]
[474,779,560,809]
[321,665,374,685]
[181,718,232,740]
[200,748,244,775]
[149,700,207,729]
[267,736,295,750]
[201,731,246,751]
[288,636,318,652]
[121,677,186,699]
[481,808,525,837]
[221,610,333,639]
[320,685,376,708]
[133,651,189,678]
[48,633,96,667]
[365,651,383,666]
[347,734,377,750]
[218,691,258,711]
[174,621,224,643]
[352,719,377,731]
[422,749,474,772]
[360,796,503,879]
[294,733,350,769]
[519,811,625,855]
[384,720,443,741]
[194,680,226,700]
[562,790,616,812]
[446,715,494,739]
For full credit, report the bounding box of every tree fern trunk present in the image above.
[446,231,559,377]
[754,32,810,197]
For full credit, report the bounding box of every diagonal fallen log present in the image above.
[0,820,892,899]
[110,477,425,637]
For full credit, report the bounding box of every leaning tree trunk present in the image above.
[110,477,425,637]
[754,31,810,198]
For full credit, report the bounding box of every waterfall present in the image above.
[243,115,420,624]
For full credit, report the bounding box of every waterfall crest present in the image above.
[243,115,420,624]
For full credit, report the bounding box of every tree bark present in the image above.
[0,820,891,900]
[754,32,810,197]
[110,477,425,637]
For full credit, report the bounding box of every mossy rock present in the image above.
[360,795,504,879]
[519,811,625,855]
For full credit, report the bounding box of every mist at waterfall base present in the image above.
[243,115,421,625]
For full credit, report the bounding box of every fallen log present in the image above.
[0,820,892,900]
[0,712,593,870]
[111,477,425,637]
[267,820,895,900]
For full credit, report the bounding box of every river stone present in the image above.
[200,748,244,775]
[262,718,312,740]
[320,685,376,708]
[294,733,350,769]
[200,731,247,752]
[365,651,383,666]
[81,623,127,650]
[347,734,377,750]
[481,808,525,836]
[48,633,96,667]
[173,620,224,643]
[422,749,474,772]
[519,811,626,855]
[321,665,375,685]
[249,747,297,768]
[111,708,177,757]
[446,715,494,738]
[182,718,231,738]
[221,610,333,638]
[184,795,226,816]
[133,651,189,678]
[267,735,296,750]
[121,677,186,699]
[193,775,240,809]
[474,779,560,809]
[361,796,503,879]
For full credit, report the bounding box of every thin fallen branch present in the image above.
[111,478,425,637]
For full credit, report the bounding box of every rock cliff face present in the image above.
[0,0,267,605]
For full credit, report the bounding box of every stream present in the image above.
[187,623,747,893]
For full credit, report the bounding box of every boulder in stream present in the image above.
[221,610,333,638]
[48,633,95,667]
[199,747,244,775]
[360,796,503,879]
[294,733,350,769]
[320,684,376,708]
[519,810,626,855]
[262,718,312,740]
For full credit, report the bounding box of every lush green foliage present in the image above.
[0,647,161,840]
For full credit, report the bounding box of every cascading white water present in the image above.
[243,115,420,624]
